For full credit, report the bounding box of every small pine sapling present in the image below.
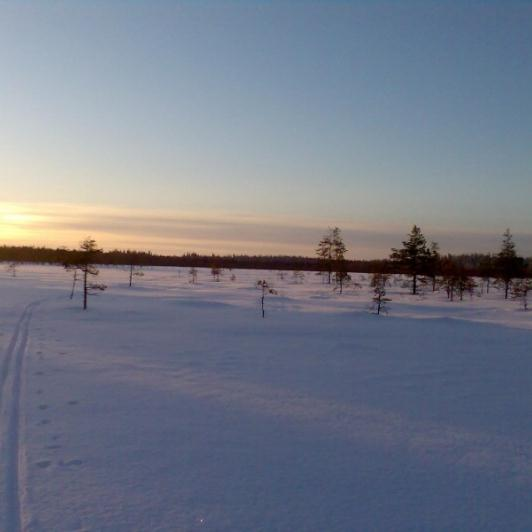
[125,252,145,287]
[442,276,456,301]
[211,264,221,282]
[370,273,391,315]
[189,267,198,284]
[463,278,477,300]
[334,270,351,294]
[511,278,532,311]
[128,263,144,287]
[7,261,18,277]
[292,270,305,284]
[455,269,476,301]
[316,271,326,284]
[441,276,457,301]
[439,257,458,301]
[257,280,277,318]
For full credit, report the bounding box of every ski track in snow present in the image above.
[0,302,38,532]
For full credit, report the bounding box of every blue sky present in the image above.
[1,1,531,257]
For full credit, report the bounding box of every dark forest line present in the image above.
[1,244,530,276]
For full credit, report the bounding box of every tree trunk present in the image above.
[83,269,88,310]
[70,271,77,299]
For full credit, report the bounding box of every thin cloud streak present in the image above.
[1,202,531,258]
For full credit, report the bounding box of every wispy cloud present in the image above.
[1,202,531,258]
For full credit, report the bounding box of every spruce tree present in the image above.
[496,229,523,299]
[390,225,432,295]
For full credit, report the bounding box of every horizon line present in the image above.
[2,201,532,259]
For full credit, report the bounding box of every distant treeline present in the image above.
[1,244,529,276]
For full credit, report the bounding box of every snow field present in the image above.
[0,264,531,531]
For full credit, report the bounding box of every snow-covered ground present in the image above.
[1,264,531,531]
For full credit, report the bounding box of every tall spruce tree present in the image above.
[390,225,432,295]
[496,229,523,299]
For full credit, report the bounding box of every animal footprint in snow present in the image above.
[67,400,78,406]
[38,404,48,410]
[37,419,51,426]
[34,371,44,376]
[45,444,61,450]
[36,389,43,395]
[36,460,52,469]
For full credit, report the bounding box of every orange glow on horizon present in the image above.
[1,201,531,258]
